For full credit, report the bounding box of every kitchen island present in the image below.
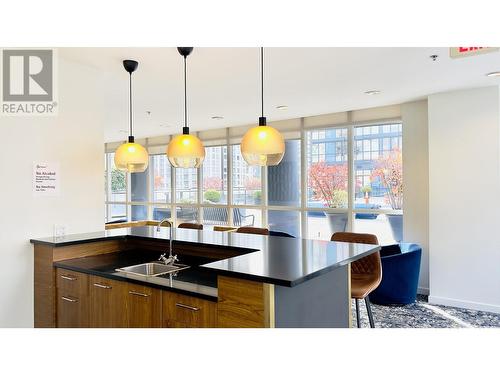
[31,226,380,328]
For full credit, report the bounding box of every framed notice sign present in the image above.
[33,162,60,196]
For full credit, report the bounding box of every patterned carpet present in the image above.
[352,295,500,328]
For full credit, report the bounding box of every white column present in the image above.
[428,86,500,313]
[401,99,429,295]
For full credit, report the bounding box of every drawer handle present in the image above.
[129,291,149,298]
[175,302,200,312]
[93,283,112,289]
[61,296,78,303]
[60,275,77,281]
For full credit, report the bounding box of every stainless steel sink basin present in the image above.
[116,262,189,277]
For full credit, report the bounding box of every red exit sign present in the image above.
[450,47,499,58]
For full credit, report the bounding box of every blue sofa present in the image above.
[369,243,422,305]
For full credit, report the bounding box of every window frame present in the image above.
[105,119,403,238]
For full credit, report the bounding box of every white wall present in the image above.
[0,57,105,327]
[428,86,500,313]
[401,100,429,294]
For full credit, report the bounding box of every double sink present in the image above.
[116,262,190,277]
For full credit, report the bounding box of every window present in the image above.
[306,211,338,241]
[151,154,171,203]
[176,167,197,203]
[268,140,301,207]
[354,123,402,210]
[131,204,148,221]
[131,171,148,202]
[105,153,127,223]
[202,145,227,204]
[231,144,261,205]
[268,210,300,238]
[306,128,348,209]
[354,122,403,245]
[104,120,403,244]
[106,153,126,202]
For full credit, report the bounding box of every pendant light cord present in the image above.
[261,47,264,118]
[184,55,188,130]
[129,72,133,138]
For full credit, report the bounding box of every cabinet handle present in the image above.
[175,302,200,311]
[129,290,149,298]
[93,283,112,289]
[61,275,77,281]
[61,296,78,303]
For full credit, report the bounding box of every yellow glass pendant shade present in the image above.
[117,59,149,173]
[114,141,149,173]
[167,133,205,168]
[241,125,285,166]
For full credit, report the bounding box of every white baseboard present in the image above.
[417,287,429,295]
[428,295,500,314]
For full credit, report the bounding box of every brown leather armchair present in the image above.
[331,232,381,328]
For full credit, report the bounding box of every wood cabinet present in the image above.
[54,268,218,328]
[162,291,216,328]
[56,269,89,328]
[125,283,162,328]
[217,276,274,328]
[89,275,128,328]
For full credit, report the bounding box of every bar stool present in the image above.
[178,223,203,230]
[236,227,269,235]
[331,232,381,328]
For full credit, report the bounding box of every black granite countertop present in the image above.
[32,226,380,287]
[54,250,218,301]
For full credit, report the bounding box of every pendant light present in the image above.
[167,47,205,168]
[241,47,285,166]
[114,60,149,173]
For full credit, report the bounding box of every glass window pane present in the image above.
[354,123,403,210]
[232,208,262,227]
[202,206,229,229]
[202,146,227,204]
[306,128,348,209]
[131,170,148,202]
[231,145,262,205]
[268,140,301,206]
[152,205,172,221]
[176,206,199,223]
[104,154,107,201]
[131,205,147,221]
[268,210,300,238]
[306,211,347,240]
[176,168,198,203]
[107,203,127,222]
[354,213,402,245]
[108,153,126,202]
[151,154,171,203]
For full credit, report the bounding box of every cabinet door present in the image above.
[56,269,89,328]
[89,276,127,328]
[162,291,216,328]
[126,283,162,328]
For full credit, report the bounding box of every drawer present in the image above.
[56,268,88,295]
[162,291,216,328]
[126,283,162,328]
[57,292,89,328]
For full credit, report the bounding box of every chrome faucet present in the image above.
[156,217,172,232]
[157,219,177,266]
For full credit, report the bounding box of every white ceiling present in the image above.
[59,47,500,142]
